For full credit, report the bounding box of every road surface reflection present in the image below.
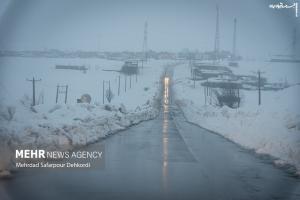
[162,76,170,194]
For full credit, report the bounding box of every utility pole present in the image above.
[252,70,265,106]
[258,71,261,105]
[292,28,297,57]
[26,77,41,106]
[142,21,148,62]
[232,18,237,60]
[98,34,101,53]
[214,5,220,64]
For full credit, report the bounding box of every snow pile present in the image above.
[174,62,300,174]
[0,57,169,176]
[0,94,160,174]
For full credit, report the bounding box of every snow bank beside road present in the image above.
[0,57,169,176]
[0,93,160,175]
[174,63,300,174]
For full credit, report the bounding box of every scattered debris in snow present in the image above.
[174,61,300,175]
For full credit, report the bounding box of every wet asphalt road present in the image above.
[1,75,300,200]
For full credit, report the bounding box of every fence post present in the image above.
[65,85,68,104]
[118,75,120,96]
[193,69,195,88]
[238,88,240,108]
[209,87,212,105]
[258,70,261,105]
[56,85,59,104]
[130,75,132,89]
[125,76,127,92]
[109,80,111,96]
[204,87,207,105]
[103,80,105,104]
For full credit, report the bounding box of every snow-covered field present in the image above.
[0,57,169,176]
[173,60,300,174]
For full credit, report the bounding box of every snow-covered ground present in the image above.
[0,57,170,175]
[173,60,300,174]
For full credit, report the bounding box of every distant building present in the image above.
[157,52,176,60]
[56,65,88,73]
[120,60,139,75]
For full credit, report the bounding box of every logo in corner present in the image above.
[269,1,299,17]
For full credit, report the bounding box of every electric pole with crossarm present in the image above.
[252,70,265,106]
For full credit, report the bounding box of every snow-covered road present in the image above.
[1,79,299,200]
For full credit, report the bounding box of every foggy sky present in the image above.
[0,0,299,58]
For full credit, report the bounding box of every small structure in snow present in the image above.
[56,65,88,73]
[120,60,139,75]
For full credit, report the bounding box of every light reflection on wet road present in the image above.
[0,74,300,200]
[162,76,170,195]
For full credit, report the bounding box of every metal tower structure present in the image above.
[98,34,101,52]
[292,28,297,57]
[214,5,220,63]
[143,21,148,62]
[232,18,237,60]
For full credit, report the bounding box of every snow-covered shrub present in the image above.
[144,87,149,91]
[0,106,16,121]
[48,105,62,113]
[77,94,92,104]
[37,91,44,105]
[0,133,14,176]
[20,95,32,108]
[7,107,15,121]
[119,104,127,114]
[135,106,141,112]
[104,104,112,111]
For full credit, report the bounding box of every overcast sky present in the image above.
[0,0,299,58]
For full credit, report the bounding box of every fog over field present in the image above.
[0,1,300,200]
[0,0,299,57]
